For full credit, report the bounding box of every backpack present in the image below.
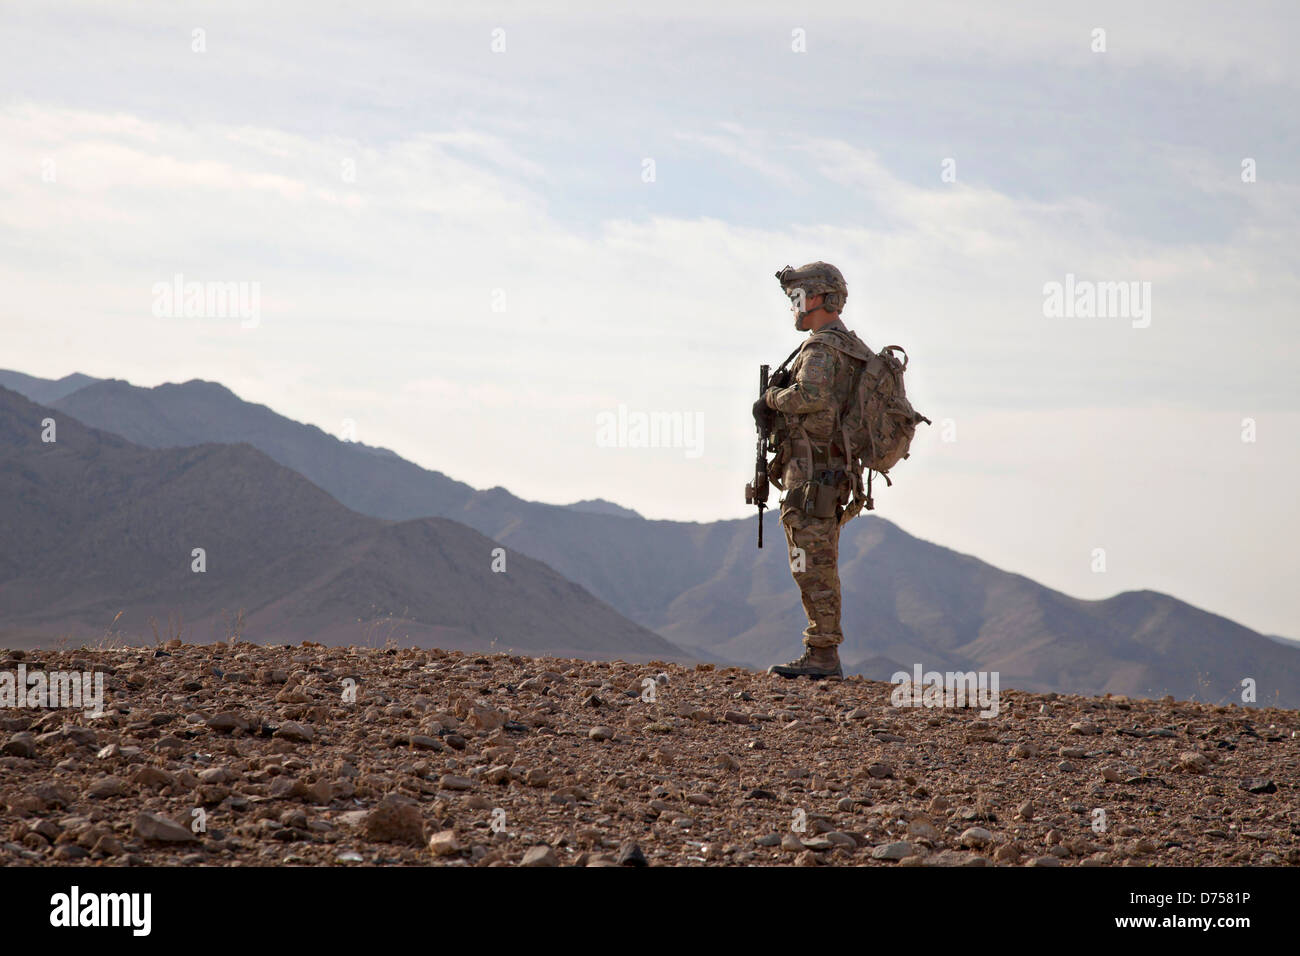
[818,333,930,521]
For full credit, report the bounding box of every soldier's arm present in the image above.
[765,344,835,414]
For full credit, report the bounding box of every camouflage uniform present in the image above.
[765,316,871,649]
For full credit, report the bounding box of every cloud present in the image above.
[0,0,1296,639]
[673,126,805,191]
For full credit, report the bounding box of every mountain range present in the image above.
[4,368,1299,707]
[0,384,680,660]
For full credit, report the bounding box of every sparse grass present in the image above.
[360,606,409,650]
[222,608,247,647]
[92,610,127,651]
[148,611,185,647]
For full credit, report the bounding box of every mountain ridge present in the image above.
[0,385,686,662]
[9,369,1300,706]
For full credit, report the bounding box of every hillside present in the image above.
[31,373,1300,707]
[1,643,1296,867]
[0,386,684,660]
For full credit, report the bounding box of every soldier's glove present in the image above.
[752,395,774,430]
[769,367,793,390]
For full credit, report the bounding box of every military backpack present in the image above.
[776,331,930,522]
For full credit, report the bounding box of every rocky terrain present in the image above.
[2,642,1297,867]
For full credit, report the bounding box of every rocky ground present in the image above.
[2,642,1297,867]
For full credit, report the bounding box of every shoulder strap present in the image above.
[810,327,873,362]
[773,343,803,377]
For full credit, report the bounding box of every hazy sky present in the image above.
[1,1,1297,639]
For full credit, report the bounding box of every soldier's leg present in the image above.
[780,505,843,648]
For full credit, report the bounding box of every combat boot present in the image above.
[767,645,842,679]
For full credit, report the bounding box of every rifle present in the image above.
[744,363,771,547]
[744,345,801,548]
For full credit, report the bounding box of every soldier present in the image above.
[753,262,872,679]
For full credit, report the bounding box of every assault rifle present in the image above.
[744,345,800,547]
[744,363,771,547]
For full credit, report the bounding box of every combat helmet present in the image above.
[775,261,847,314]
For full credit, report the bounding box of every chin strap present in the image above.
[796,303,831,327]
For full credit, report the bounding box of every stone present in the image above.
[524,768,550,788]
[132,767,176,789]
[2,734,36,758]
[92,834,125,857]
[198,766,235,785]
[133,812,198,843]
[88,776,127,799]
[907,820,941,841]
[467,706,507,733]
[521,845,558,867]
[994,843,1021,863]
[362,795,425,845]
[30,784,75,808]
[274,721,314,743]
[872,842,914,861]
[428,830,461,857]
[1177,751,1209,773]
[616,841,647,866]
[588,726,614,741]
[959,827,993,848]
[206,712,249,733]
[298,780,334,804]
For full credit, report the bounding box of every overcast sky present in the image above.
[1,1,1296,639]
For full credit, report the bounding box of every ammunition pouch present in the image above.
[786,468,846,519]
